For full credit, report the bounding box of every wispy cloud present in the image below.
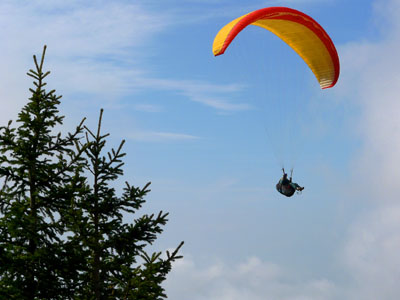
[0,1,170,58]
[126,130,200,142]
[133,103,163,113]
[132,77,250,111]
[0,1,172,123]
[0,0,250,120]
[189,95,250,111]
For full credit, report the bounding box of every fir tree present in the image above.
[0,46,184,299]
[68,109,183,299]
[0,46,87,299]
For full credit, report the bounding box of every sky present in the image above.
[0,0,399,299]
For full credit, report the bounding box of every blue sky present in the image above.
[1,0,400,299]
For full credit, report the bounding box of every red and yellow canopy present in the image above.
[212,7,340,89]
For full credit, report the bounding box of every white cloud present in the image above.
[335,0,400,298]
[126,130,199,142]
[132,77,250,111]
[337,0,400,201]
[165,255,338,300]
[133,103,163,113]
[0,1,170,124]
[0,1,168,58]
[0,0,250,127]
[343,205,400,300]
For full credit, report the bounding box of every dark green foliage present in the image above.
[0,46,88,299]
[0,46,183,299]
[68,109,184,299]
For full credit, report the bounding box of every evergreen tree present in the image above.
[68,108,183,299]
[0,46,87,299]
[0,46,184,299]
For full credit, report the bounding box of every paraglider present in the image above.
[212,6,340,89]
[212,7,340,196]
[276,168,304,197]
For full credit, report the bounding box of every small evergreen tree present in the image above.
[69,109,183,299]
[0,46,183,299]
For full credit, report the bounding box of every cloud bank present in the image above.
[165,255,339,300]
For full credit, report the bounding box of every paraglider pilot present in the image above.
[276,168,304,197]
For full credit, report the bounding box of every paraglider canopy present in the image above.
[212,7,340,89]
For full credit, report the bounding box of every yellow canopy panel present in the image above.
[212,7,340,89]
